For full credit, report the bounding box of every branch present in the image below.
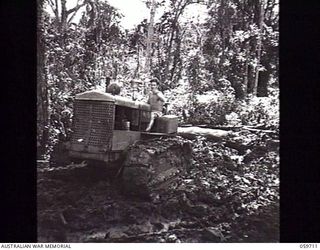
[54,0,59,20]
[188,0,206,5]
[175,0,203,22]
[48,0,55,8]
[191,23,202,38]
[66,0,89,24]
[48,0,59,21]
[67,9,79,24]
[66,0,88,16]
[175,0,188,21]
[180,28,186,37]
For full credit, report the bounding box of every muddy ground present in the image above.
[37,129,279,243]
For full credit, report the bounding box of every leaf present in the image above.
[242,177,251,185]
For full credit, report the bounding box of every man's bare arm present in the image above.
[157,92,166,102]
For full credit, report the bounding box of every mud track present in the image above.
[38,133,279,242]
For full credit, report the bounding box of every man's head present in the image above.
[106,82,121,95]
[150,78,159,91]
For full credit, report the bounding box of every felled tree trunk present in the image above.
[177,127,231,141]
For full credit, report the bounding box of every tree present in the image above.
[203,0,278,98]
[145,0,157,75]
[257,0,279,96]
[47,0,89,37]
[80,1,124,81]
[147,0,205,88]
[38,0,125,158]
[128,19,148,78]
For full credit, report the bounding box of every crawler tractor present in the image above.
[48,90,192,196]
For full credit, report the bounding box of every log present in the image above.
[177,127,231,141]
[242,126,277,134]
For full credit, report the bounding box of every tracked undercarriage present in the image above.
[43,137,192,197]
[120,137,192,196]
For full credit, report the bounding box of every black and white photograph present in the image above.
[37,0,279,243]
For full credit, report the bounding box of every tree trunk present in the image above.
[170,25,181,84]
[243,62,249,94]
[134,45,140,78]
[243,38,250,95]
[247,0,261,95]
[253,0,264,96]
[163,29,174,85]
[145,0,156,75]
[163,0,189,86]
[257,56,270,97]
[219,0,226,66]
[60,0,68,35]
[257,70,269,97]
[247,63,255,94]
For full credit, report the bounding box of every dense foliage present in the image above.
[37,0,279,159]
[37,0,279,242]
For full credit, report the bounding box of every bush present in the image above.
[233,89,279,129]
[163,79,193,120]
[162,78,238,126]
[188,87,236,126]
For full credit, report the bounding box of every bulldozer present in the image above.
[46,89,192,196]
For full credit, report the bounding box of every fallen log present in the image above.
[177,127,232,141]
[242,126,277,134]
[178,126,278,155]
[188,124,277,133]
[197,124,243,130]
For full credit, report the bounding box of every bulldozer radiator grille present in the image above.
[71,100,114,149]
